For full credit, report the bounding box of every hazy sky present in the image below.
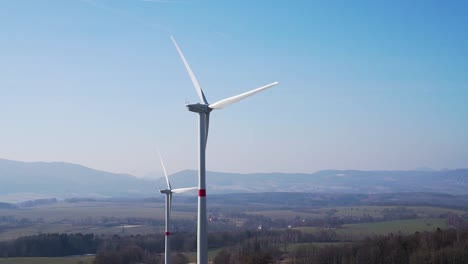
[1,0,467,177]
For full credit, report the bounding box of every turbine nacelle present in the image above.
[186,103,212,114]
[160,189,172,194]
[158,152,197,195]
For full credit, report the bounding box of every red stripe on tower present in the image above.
[165,232,170,236]
[198,189,206,197]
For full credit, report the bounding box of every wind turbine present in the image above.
[171,36,278,264]
[158,152,197,264]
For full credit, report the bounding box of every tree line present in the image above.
[1,225,468,263]
[289,227,468,264]
[0,233,98,257]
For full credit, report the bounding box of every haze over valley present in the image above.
[1,158,467,202]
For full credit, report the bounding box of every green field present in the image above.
[0,223,161,241]
[0,202,195,221]
[0,256,94,264]
[329,206,465,218]
[293,218,448,240]
[0,202,199,241]
[247,206,466,220]
[245,209,320,219]
[0,203,462,243]
[339,218,448,236]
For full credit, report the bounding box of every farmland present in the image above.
[0,199,466,241]
[0,193,467,263]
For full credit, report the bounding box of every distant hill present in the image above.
[1,158,467,202]
[166,169,468,195]
[0,158,158,200]
[0,202,16,209]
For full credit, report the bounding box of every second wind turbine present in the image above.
[171,36,279,264]
[158,152,197,264]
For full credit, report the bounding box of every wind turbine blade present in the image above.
[158,151,172,190]
[171,187,198,194]
[209,82,278,109]
[170,36,208,104]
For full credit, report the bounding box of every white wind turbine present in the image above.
[158,152,197,264]
[171,36,278,264]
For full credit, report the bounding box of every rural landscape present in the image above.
[2,0,468,263]
[0,159,468,263]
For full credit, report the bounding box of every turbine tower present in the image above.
[171,36,278,264]
[158,152,197,264]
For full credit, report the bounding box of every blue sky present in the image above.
[1,0,467,177]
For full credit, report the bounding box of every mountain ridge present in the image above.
[1,158,467,202]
